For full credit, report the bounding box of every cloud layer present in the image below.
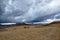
[0,0,60,25]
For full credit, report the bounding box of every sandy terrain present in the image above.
[0,22,60,40]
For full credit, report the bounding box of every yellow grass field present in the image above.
[0,22,60,40]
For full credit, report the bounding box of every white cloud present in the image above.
[0,0,60,24]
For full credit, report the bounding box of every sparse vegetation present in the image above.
[0,28,7,31]
[0,22,60,40]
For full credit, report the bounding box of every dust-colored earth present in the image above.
[0,22,60,40]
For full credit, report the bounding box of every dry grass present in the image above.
[0,23,60,40]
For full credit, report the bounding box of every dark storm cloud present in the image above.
[0,0,60,25]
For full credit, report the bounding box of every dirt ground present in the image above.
[0,22,60,40]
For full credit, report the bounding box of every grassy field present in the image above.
[0,22,60,40]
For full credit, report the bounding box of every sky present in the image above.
[0,0,60,25]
